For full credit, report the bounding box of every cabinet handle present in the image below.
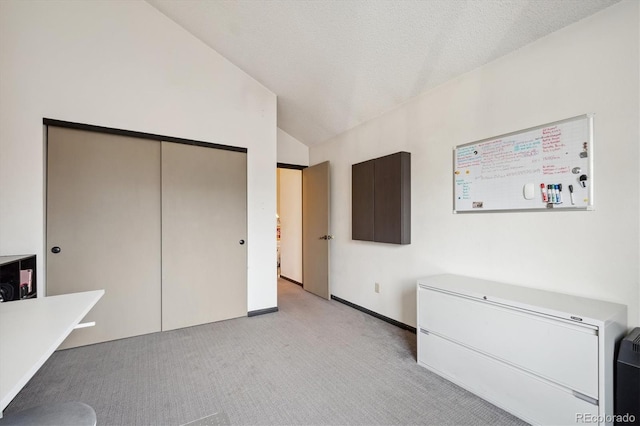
[572,391,598,406]
[239,240,245,245]
[51,246,61,254]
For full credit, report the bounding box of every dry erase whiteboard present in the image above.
[453,114,593,213]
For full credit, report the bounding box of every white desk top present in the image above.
[0,290,104,412]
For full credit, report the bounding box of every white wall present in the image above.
[311,1,640,327]
[278,169,303,283]
[0,0,277,311]
[277,128,309,166]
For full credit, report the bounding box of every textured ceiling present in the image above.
[147,0,619,147]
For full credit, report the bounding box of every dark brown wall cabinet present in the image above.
[352,152,410,244]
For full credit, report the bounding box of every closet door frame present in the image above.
[44,118,248,341]
[44,118,247,153]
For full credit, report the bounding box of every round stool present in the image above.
[0,402,96,426]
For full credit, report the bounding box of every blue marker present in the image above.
[557,184,563,204]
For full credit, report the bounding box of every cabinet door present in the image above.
[374,152,410,244]
[161,142,247,331]
[352,160,375,241]
[47,127,162,348]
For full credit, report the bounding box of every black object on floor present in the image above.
[616,327,640,424]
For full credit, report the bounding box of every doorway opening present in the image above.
[277,161,331,301]
[276,165,303,286]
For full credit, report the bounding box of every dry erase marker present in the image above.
[568,185,575,205]
[540,184,548,202]
[547,185,553,203]
[557,184,563,204]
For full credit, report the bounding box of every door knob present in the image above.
[239,239,245,245]
[51,246,61,254]
[319,235,334,240]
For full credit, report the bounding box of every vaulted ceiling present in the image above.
[147,0,619,147]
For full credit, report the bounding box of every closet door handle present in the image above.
[239,240,245,245]
[51,246,61,254]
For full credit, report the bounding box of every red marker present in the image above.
[540,183,548,202]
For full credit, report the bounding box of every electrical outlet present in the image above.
[375,282,380,293]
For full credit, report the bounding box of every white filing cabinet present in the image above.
[417,274,627,426]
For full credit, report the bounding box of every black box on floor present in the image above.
[616,327,640,424]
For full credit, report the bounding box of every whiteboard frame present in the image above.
[452,114,594,213]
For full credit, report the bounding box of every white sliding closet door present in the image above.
[161,142,247,331]
[47,127,162,348]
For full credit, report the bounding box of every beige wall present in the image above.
[278,169,303,283]
[276,128,306,284]
[0,0,278,311]
[311,1,640,327]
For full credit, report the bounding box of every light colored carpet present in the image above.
[5,279,528,425]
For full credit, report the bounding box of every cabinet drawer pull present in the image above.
[572,391,598,406]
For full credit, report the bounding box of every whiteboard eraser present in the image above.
[523,183,535,200]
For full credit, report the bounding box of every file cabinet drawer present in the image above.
[418,287,598,398]
[418,330,598,425]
